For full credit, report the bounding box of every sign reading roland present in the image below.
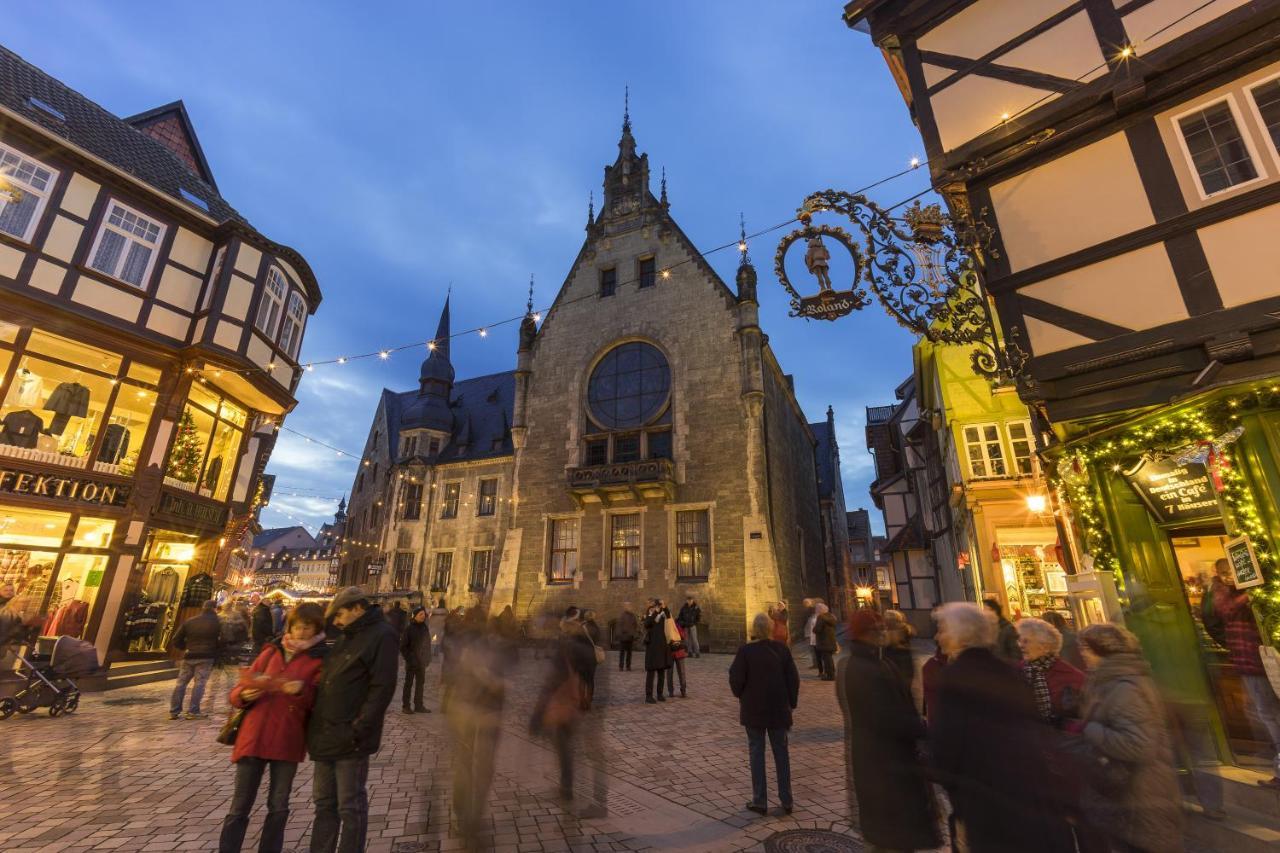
[0,468,129,507]
[1124,458,1220,527]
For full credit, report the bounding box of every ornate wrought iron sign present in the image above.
[774,189,1032,390]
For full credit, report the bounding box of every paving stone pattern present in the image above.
[0,651,886,853]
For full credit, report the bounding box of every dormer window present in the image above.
[256,266,288,336]
[0,144,57,242]
[278,290,306,360]
[88,201,165,288]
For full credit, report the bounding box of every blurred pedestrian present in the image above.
[983,597,1020,664]
[1076,623,1184,853]
[616,602,639,672]
[1207,557,1280,786]
[400,605,432,714]
[270,597,285,634]
[666,617,689,698]
[307,587,398,853]
[1016,618,1084,729]
[532,609,597,801]
[220,601,250,664]
[250,593,274,655]
[838,609,938,851]
[168,600,223,721]
[643,599,671,704]
[1041,610,1084,670]
[802,598,818,669]
[813,603,837,681]
[386,600,408,637]
[729,613,799,815]
[882,609,916,691]
[219,603,327,853]
[447,606,508,848]
[930,603,1074,853]
[677,595,702,658]
[768,601,789,645]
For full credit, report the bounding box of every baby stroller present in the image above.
[0,635,97,719]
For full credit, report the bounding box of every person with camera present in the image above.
[642,600,672,704]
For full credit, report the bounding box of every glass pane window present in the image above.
[432,552,453,591]
[1177,100,1258,196]
[279,291,306,360]
[647,430,672,460]
[0,508,71,547]
[638,256,656,289]
[1007,421,1036,476]
[256,267,288,337]
[89,201,165,287]
[613,433,640,463]
[1251,79,1280,152]
[470,549,492,591]
[1,356,115,464]
[165,388,244,497]
[676,509,710,578]
[963,423,1006,478]
[441,483,460,519]
[393,552,415,589]
[0,144,56,241]
[599,267,617,298]
[51,553,107,638]
[0,547,58,627]
[549,518,578,582]
[71,516,115,548]
[610,513,640,579]
[587,342,671,429]
[477,479,498,516]
[199,246,226,313]
[585,439,608,466]
[401,482,423,520]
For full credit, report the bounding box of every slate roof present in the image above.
[385,370,516,465]
[810,420,837,500]
[883,517,926,552]
[252,526,315,550]
[0,45,244,224]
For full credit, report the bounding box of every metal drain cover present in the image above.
[764,829,862,853]
[100,697,161,706]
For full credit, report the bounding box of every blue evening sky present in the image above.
[11,2,932,535]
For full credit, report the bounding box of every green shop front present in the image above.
[1053,379,1280,774]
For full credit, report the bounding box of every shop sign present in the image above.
[367,562,384,576]
[1124,459,1220,527]
[0,468,129,507]
[155,491,228,530]
[1224,535,1264,590]
[84,569,104,587]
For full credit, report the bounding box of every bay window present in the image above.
[256,267,288,337]
[278,291,306,360]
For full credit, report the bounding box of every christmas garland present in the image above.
[1049,388,1280,642]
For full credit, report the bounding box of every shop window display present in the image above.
[994,533,1069,619]
[0,326,159,473]
[164,387,245,500]
[0,507,112,641]
[125,532,199,652]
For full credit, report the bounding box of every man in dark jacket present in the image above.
[250,593,274,654]
[308,587,399,853]
[615,603,639,671]
[729,613,800,815]
[676,596,702,658]
[400,605,432,714]
[168,599,222,720]
[813,603,838,680]
[386,600,408,636]
[642,600,671,703]
[838,609,939,851]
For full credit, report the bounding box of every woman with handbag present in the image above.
[1076,623,1183,853]
[218,602,327,853]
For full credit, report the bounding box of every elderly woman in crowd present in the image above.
[729,612,800,816]
[882,609,917,692]
[1017,617,1085,729]
[1076,623,1183,853]
[930,603,1075,853]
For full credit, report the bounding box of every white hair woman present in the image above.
[1016,617,1084,729]
[729,612,799,816]
[929,603,1075,852]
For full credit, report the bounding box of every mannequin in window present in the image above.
[44,579,89,638]
[203,456,222,492]
[12,365,42,407]
[44,380,90,436]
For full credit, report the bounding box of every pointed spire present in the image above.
[737,212,751,266]
[623,85,631,134]
[432,293,451,363]
[735,213,758,303]
[587,191,594,229]
[660,166,668,208]
[520,274,538,351]
[526,274,535,315]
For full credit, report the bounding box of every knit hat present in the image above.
[1079,622,1141,657]
[848,608,884,641]
[411,605,426,617]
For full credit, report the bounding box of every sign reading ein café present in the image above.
[1124,459,1219,528]
[0,468,130,507]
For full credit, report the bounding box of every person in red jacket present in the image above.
[1016,617,1085,729]
[218,602,327,853]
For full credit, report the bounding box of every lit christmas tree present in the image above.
[166,409,203,482]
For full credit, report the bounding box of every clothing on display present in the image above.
[13,368,43,407]
[97,423,131,464]
[146,567,181,604]
[203,456,222,492]
[180,572,214,608]
[44,382,90,418]
[43,598,88,638]
[1,409,43,448]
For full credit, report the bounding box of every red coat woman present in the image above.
[218,603,327,853]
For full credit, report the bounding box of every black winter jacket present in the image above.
[728,639,799,730]
[676,603,701,628]
[400,619,432,668]
[307,606,399,761]
[171,611,223,660]
[251,603,275,649]
[814,612,838,652]
[615,611,639,643]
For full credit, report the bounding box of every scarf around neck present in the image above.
[281,631,325,661]
[1023,653,1057,723]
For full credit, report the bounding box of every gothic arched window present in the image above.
[583,341,672,465]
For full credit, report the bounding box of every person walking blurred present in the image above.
[983,597,1021,664]
[882,609,917,691]
[307,588,399,853]
[1076,623,1184,853]
[250,593,274,655]
[400,605,432,714]
[813,603,837,681]
[270,598,286,635]
[219,603,327,853]
[838,609,939,851]
[768,601,790,645]
[1041,610,1085,670]
[168,600,223,720]
[616,602,639,672]
[666,618,689,698]
[447,606,509,848]
[643,600,671,704]
[729,613,799,815]
[930,603,1075,853]
[802,598,818,670]
[386,600,408,637]
[677,595,702,658]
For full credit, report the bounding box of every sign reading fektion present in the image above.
[0,468,130,507]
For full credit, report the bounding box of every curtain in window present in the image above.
[92,229,126,276]
[0,191,37,238]
[120,242,153,286]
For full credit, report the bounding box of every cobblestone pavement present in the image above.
[0,650,874,853]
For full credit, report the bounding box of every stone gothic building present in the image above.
[340,117,843,646]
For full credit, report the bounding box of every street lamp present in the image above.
[1025,494,1047,513]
